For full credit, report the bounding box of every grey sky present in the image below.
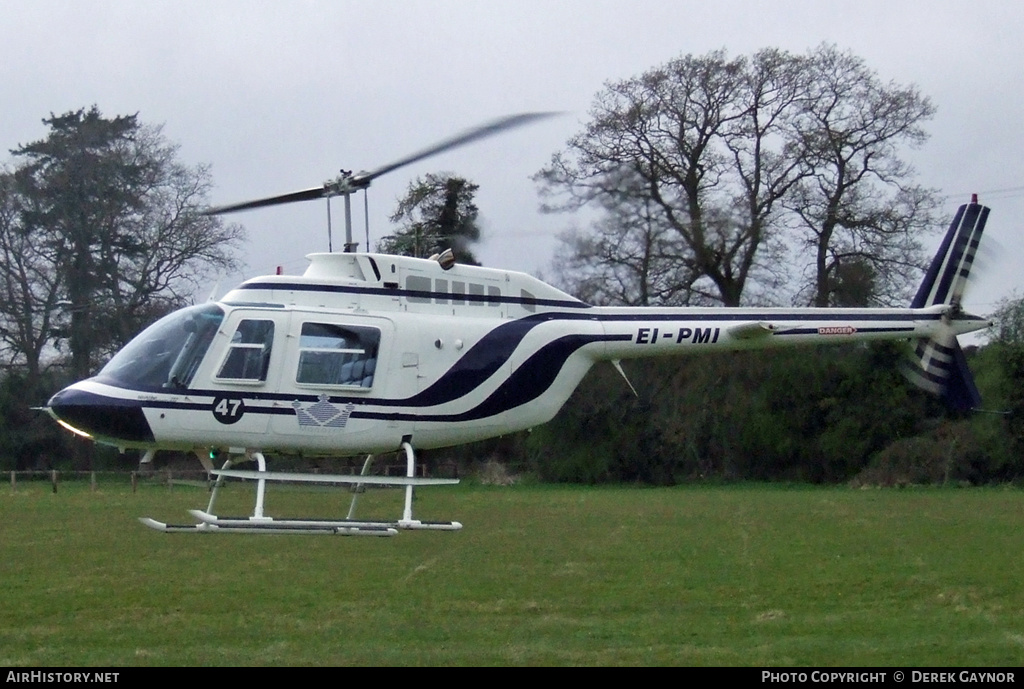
[2,0,1022,314]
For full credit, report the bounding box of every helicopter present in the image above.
[45,114,993,536]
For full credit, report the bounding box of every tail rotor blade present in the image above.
[901,321,982,412]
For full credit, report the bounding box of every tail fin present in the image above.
[910,197,988,309]
[903,197,989,411]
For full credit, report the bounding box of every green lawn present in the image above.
[1,480,1023,666]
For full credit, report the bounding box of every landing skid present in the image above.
[140,442,463,536]
[139,515,398,536]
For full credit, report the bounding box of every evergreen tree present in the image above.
[2,106,243,382]
[0,106,243,468]
[378,173,481,265]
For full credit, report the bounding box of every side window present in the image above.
[521,289,537,313]
[451,281,466,305]
[434,278,449,304]
[217,319,275,382]
[406,275,431,303]
[296,323,380,388]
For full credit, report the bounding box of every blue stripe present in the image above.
[124,332,632,423]
[773,326,916,336]
[352,333,632,423]
[583,310,939,323]
[237,280,591,309]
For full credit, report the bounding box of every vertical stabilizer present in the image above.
[903,198,989,411]
[911,198,988,308]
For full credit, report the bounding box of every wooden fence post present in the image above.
[51,469,58,494]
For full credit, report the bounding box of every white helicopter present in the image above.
[46,114,992,536]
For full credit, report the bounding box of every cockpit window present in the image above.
[216,319,275,382]
[95,304,225,391]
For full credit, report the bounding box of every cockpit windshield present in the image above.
[95,303,225,391]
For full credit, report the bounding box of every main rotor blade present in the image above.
[202,186,328,216]
[352,112,560,185]
[202,112,560,216]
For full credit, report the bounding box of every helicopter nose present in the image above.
[47,383,155,443]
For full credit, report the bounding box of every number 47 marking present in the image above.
[216,398,242,416]
[212,395,246,424]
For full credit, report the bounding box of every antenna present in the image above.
[326,197,333,253]
[364,189,370,253]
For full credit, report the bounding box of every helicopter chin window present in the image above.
[95,304,225,391]
[296,322,380,389]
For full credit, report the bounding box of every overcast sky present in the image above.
[2,0,1022,315]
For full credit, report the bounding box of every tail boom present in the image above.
[588,304,974,362]
[582,199,992,412]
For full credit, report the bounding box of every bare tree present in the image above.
[721,47,812,304]
[538,49,811,306]
[89,126,244,359]
[546,165,697,305]
[539,46,937,308]
[787,45,938,307]
[0,171,62,384]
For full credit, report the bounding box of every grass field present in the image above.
[1,479,1023,666]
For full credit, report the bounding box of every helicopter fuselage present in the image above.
[46,249,987,458]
